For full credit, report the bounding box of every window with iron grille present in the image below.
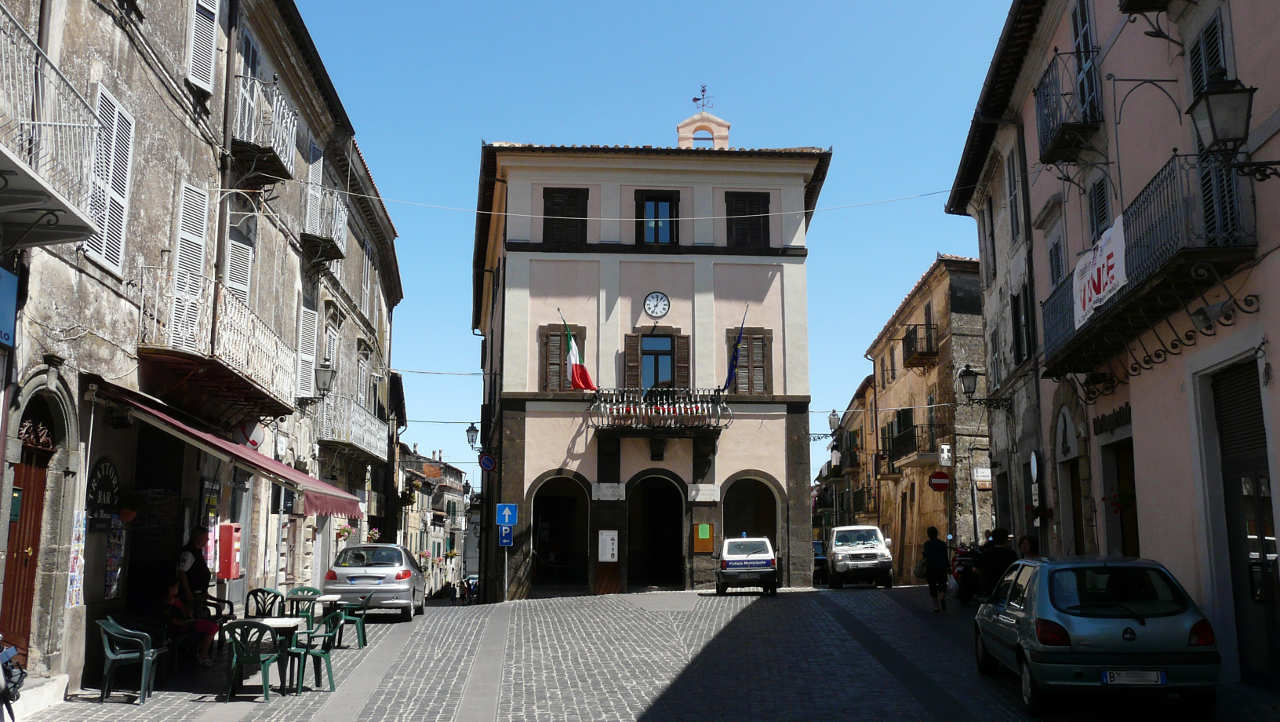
[1071,1,1101,123]
[1088,179,1110,242]
[543,188,588,245]
[725,192,769,248]
[635,190,678,245]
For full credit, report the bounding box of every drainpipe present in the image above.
[212,0,239,359]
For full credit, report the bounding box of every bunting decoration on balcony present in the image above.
[559,309,596,390]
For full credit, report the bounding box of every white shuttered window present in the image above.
[188,0,219,93]
[87,87,133,273]
[305,141,323,234]
[296,307,318,398]
[224,236,253,304]
[172,185,209,350]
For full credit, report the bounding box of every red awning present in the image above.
[97,382,362,519]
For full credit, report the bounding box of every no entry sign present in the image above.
[929,471,951,492]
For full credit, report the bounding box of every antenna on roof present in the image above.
[691,84,713,112]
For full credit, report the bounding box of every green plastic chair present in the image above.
[335,594,371,649]
[288,610,339,693]
[201,594,237,649]
[223,621,280,702]
[246,588,283,618]
[288,586,322,620]
[96,617,166,704]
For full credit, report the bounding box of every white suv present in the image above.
[715,536,778,596]
[828,525,893,589]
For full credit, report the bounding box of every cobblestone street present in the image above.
[27,589,1280,722]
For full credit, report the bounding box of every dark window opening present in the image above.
[543,187,588,245]
[726,191,769,248]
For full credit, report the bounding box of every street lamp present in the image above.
[828,409,840,432]
[465,422,479,450]
[315,358,336,397]
[1187,71,1280,181]
[957,364,1011,410]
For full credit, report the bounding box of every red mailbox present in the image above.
[218,522,242,579]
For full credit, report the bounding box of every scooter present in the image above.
[950,542,983,605]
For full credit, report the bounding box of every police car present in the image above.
[715,535,778,596]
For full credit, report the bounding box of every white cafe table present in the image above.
[252,617,304,694]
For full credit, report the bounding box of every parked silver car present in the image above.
[322,544,426,621]
[974,557,1220,714]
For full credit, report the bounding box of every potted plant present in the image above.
[367,528,381,542]
[336,523,355,543]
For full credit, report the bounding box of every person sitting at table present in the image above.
[162,575,218,667]
[177,527,212,609]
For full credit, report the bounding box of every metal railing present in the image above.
[234,75,297,177]
[138,266,296,406]
[304,185,348,253]
[0,2,98,219]
[888,424,948,463]
[320,394,389,461]
[1041,153,1255,360]
[1034,49,1102,161]
[587,387,732,430]
[901,323,937,362]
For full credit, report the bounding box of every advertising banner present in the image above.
[1073,215,1127,329]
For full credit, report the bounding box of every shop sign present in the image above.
[1092,402,1132,436]
[0,267,16,350]
[86,457,121,531]
[1073,215,1127,329]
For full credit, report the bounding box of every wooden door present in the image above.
[2,446,51,666]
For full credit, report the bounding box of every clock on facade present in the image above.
[643,291,670,319]
[87,457,121,530]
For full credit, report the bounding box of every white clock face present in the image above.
[643,291,670,319]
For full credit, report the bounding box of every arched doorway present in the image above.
[722,478,779,552]
[531,477,589,589]
[627,476,685,590]
[1,396,61,666]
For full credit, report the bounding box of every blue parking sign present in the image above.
[498,525,513,547]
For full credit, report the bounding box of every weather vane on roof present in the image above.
[691,84,713,112]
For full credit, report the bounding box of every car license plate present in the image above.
[1103,670,1164,686]
[349,576,382,585]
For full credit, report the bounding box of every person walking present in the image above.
[922,526,950,613]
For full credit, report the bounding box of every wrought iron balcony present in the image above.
[1034,49,1102,164]
[587,388,732,431]
[232,76,298,187]
[0,2,98,248]
[901,324,938,368]
[320,394,389,462]
[137,266,297,421]
[1041,154,1257,377]
[301,186,348,262]
[888,424,948,468]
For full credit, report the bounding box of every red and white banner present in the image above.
[1073,215,1127,329]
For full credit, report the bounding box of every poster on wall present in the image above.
[1072,215,1128,329]
[104,514,126,600]
[65,510,86,608]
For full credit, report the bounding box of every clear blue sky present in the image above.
[301,0,1009,487]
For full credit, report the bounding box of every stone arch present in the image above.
[4,364,80,678]
[624,469,689,590]
[525,469,592,590]
[720,469,786,568]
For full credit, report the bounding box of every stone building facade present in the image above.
[471,113,829,600]
[0,0,401,707]
[813,375,878,544]
[947,0,1280,685]
[864,255,991,583]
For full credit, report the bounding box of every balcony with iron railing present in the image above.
[888,424,949,468]
[301,185,348,262]
[232,75,298,187]
[901,324,938,368]
[1041,153,1256,377]
[320,394,389,462]
[0,2,98,248]
[587,388,732,431]
[137,266,296,421]
[1034,49,1102,164]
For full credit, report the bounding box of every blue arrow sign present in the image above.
[496,503,517,526]
[498,525,513,547]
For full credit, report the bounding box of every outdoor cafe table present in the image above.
[285,593,342,617]
[255,616,305,694]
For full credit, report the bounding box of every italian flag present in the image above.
[565,323,596,390]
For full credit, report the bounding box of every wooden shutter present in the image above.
[187,0,218,93]
[171,184,208,351]
[726,192,768,248]
[542,327,562,392]
[1088,179,1109,241]
[361,241,372,315]
[623,334,641,389]
[324,326,338,366]
[1006,153,1020,242]
[305,141,323,235]
[1188,13,1239,242]
[1188,12,1224,96]
[727,328,772,394]
[297,306,317,397]
[88,87,133,272]
[543,188,587,244]
[224,235,253,304]
[357,355,368,408]
[675,335,690,388]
